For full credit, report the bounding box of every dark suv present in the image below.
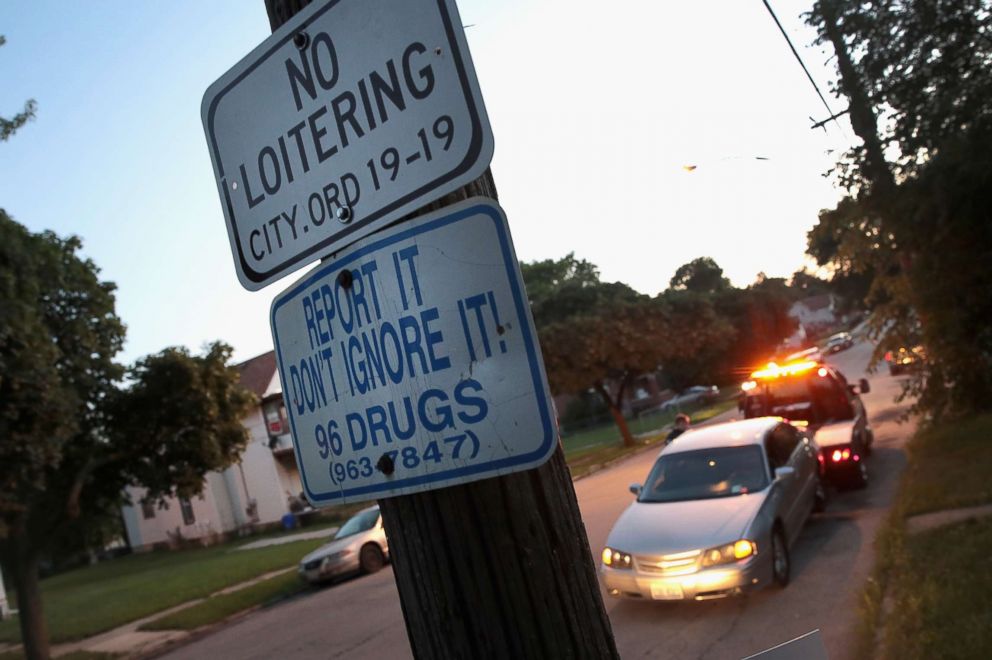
[741,362,873,489]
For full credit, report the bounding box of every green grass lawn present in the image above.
[896,413,992,516]
[0,537,325,645]
[139,570,309,632]
[857,412,992,659]
[881,516,992,659]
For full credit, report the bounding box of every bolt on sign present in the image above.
[270,199,556,503]
[201,0,494,290]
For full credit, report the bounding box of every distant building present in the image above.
[121,351,304,551]
[788,294,839,338]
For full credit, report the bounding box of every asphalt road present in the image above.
[161,339,912,660]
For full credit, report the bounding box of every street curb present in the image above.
[137,585,316,660]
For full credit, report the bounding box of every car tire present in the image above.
[360,544,385,574]
[849,461,869,490]
[813,476,828,513]
[863,430,874,457]
[771,527,790,588]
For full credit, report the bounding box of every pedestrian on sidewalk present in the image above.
[665,414,691,445]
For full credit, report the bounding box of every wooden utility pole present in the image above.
[263,1,619,658]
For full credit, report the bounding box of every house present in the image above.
[788,294,839,338]
[121,351,305,551]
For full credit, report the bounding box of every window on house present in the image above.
[141,500,156,520]
[179,497,196,525]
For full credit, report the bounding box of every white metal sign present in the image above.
[270,198,555,504]
[202,0,494,291]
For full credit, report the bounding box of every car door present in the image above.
[766,424,808,543]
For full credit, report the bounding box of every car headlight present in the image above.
[321,549,354,565]
[700,540,755,567]
[602,547,633,569]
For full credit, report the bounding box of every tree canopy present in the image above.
[806,0,992,418]
[0,36,37,142]
[523,254,800,447]
[668,257,731,294]
[0,211,256,659]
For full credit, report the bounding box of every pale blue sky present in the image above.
[1,0,851,366]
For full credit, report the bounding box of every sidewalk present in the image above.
[0,527,335,659]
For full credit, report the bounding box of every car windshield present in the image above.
[639,446,769,503]
[334,508,379,539]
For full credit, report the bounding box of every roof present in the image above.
[236,350,277,398]
[662,417,780,454]
[793,294,834,313]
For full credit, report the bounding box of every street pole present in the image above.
[263,1,619,658]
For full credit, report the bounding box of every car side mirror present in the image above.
[774,466,795,481]
[858,378,871,394]
[629,483,642,496]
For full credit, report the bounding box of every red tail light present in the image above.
[830,448,853,462]
[884,351,893,361]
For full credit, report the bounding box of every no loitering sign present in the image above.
[270,199,556,504]
[202,0,494,291]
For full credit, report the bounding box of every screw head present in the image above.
[336,206,352,223]
[376,454,395,476]
[337,269,353,289]
[293,31,309,50]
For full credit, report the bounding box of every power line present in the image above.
[761,0,845,132]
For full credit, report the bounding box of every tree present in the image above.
[0,211,255,659]
[661,259,797,382]
[0,36,37,142]
[521,253,732,447]
[668,256,731,294]
[108,343,257,501]
[806,0,992,418]
[521,253,643,328]
[540,297,734,447]
[652,293,736,393]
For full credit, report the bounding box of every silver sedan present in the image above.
[298,505,390,584]
[601,417,824,601]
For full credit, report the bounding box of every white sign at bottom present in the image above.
[270,198,556,504]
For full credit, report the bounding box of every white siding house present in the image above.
[788,294,839,337]
[121,351,304,551]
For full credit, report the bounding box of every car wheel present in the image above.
[771,528,790,587]
[813,476,828,513]
[360,544,385,574]
[849,461,869,490]
[863,430,874,457]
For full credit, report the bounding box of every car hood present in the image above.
[813,420,856,448]
[606,492,768,556]
[300,534,361,564]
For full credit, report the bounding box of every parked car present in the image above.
[298,505,389,584]
[659,385,720,411]
[740,359,873,488]
[885,345,925,375]
[601,418,823,601]
[824,331,854,353]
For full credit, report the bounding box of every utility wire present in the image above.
[761,0,845,132]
